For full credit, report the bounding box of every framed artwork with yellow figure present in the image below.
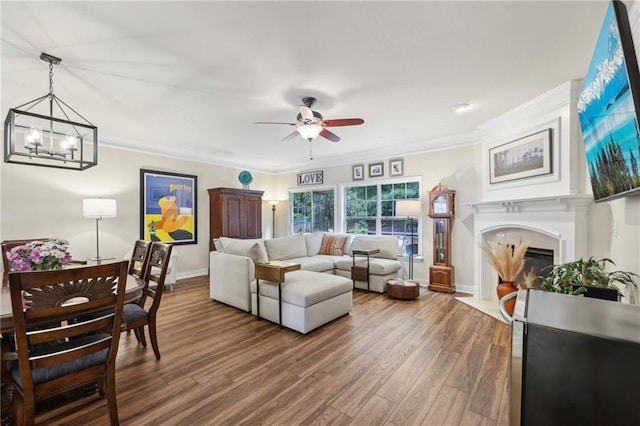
[140,169,197,244]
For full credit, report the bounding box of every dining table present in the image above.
[0,267,145,334]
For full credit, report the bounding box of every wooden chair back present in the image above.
[128,240,152,279]
[140,242,173,312]
[8,261,128,425]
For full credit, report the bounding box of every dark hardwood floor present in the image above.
[34,276,511,425]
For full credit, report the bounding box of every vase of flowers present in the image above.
[7,239,73,271]
[481,240,528,315]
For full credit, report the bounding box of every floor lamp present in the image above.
[83,198,117,264]
[395,200,421,280]
[269,200,280,238]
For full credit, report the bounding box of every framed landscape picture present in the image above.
[489,129,552,184]
[369,162,384,178]
[578,0,640,202]
[140,169,197,244]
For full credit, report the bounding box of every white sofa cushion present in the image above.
[264,234,307,260]
[251,270,352,307]
[304,232,324,256]
[352,235,399,260]
[287,256,335,273]
[334,257,401,275]
[218,237,268,264]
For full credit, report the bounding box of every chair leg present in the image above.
[148,319,161,360]
[106,367,120,426]
[97,377,107,397]
[138,326,147,347]
[133,327,147,346]
[14,389,34,426]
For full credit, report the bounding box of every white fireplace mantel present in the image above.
[468,194,593,300]
[466,195,593,215]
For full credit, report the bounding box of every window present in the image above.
[344,180,420,255]
[290,189,335,233]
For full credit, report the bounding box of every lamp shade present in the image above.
[396,200,421,217]
[83,198,117,218]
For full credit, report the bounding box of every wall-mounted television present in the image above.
[578,0,640,202]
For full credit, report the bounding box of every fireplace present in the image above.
[469,195,593,300]
[511,247,554,289]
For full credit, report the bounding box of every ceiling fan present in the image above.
[255,97,364,144]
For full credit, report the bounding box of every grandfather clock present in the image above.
[427,183,456,293]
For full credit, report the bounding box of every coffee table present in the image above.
[255,261,301,327]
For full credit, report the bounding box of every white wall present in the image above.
[0,146,276,279]
[274,144,481,291]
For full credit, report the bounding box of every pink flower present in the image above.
[8,240,72,271]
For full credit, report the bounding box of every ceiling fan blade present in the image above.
[282,131,299,142]
[254,122,297,125]
[322,118,365,127]
[299,106,314,122]
[320,128,341,143]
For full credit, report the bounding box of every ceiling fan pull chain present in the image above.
[309,141,313,160]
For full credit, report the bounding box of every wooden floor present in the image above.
[34,276,511,425]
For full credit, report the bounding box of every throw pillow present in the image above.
[319,234,348,256]
[213,238,225,252]
[218,237,268,264]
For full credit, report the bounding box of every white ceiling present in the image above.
[1,1,609,174]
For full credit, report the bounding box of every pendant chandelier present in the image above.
[3,52,98,170]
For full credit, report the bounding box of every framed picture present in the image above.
[489,129,552,184]
[369,162,384,178]
[389,158,404,176]
[352,164,364,181]
[140,169,197,245]
[578,0,640,202]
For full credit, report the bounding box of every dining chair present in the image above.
[123,240,152,303]
[122,242,173,360]
[7,261,128,425]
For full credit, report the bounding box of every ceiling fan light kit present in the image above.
[255,96,364,158]
[297,123,323,141]
[4,52,98,170]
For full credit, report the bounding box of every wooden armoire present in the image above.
[208,187,264,251]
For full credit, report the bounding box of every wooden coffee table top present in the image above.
[255,261,301,283]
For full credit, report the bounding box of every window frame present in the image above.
[288,185,337,234]
[340,176,422,255]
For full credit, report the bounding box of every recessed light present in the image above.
[451,103,471,113]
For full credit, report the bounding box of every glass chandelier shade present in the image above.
[297,123,323,141]
[3,52,98,170]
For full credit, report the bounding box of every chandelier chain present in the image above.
[49,62,54,95]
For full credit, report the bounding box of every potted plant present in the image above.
[539,257,638,304]
[481,240,528,314]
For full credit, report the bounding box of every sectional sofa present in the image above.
[209,233,403,331]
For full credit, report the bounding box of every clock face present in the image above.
[433,195,448,215]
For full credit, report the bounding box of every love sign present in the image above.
[297,170,324,186]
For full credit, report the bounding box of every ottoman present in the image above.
[386,279,420,299]
[250,270,352,334]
